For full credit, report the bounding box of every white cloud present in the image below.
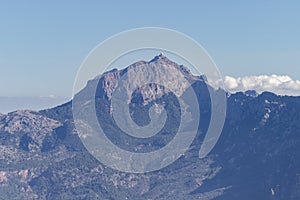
[223,75,300,96]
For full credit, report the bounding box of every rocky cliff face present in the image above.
[86,54,198,102]
[0,110,62,152]
[0,55,300,199]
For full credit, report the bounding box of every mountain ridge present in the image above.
[0,55,299,199]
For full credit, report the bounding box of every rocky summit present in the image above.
[0,55,300,200]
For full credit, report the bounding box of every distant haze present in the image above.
[0,96,69,114]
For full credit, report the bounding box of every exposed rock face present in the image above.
[92,54,197,103]
[0,110,62,152]
[0,110,61,134]
[0,55,299,199]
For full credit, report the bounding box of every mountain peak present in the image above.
[149,53,169,63]
[147,54,194,77]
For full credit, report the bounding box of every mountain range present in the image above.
[0,55,299,200]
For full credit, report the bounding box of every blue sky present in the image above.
[0,0,300,98]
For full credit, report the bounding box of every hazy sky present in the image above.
[1,0,300,98]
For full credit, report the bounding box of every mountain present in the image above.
[0,55,300,199]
